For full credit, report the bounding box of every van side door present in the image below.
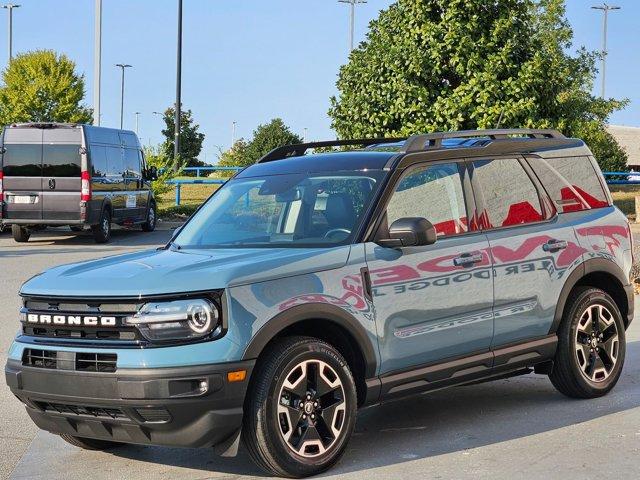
[470,157,581,358]
[365,161,494,378]
[123,147,147,220]
[105,145,126,221]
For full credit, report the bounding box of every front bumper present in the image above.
[5,359,254,448]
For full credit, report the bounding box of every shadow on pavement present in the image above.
[105,340,640,477]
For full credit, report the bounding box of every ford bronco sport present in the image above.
[5,129,634,477]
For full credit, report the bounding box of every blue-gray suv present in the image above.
[5,129,634,477]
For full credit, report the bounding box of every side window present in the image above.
[387,163,468,237]
[527,156,609,212]
[473,159,544,228]
[106,146,124,177]
[124,148,141,177]
[90,146,108,177]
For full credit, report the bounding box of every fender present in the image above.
[242,303,378,379]
[549,257,632,334]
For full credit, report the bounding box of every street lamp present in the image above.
[591,4,621,98]
[231,121,237,146]
[338,0,366,51]
[1,3,20,62]
[134,112,141,135]
[115,63,132,129]
[94,0,102,125]
[174,0,183,165]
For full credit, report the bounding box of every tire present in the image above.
[141,202,157,232]
[243,336,357,478]
[69,226,84,232]
[91,209,111,244]
[59,434,121,451]
[550,286,626,399]
[11,225,30,243]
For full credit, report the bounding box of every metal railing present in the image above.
[602,172,640,185]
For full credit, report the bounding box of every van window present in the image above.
[473,159,544,228]
[106,146,124,177]
[91,146,108,177]
[387,163,468,236]
[1,144,42,176]
[124,148,141,177]
[527,157,609,212]
[43,144,81,177]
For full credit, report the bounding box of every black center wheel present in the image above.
[243,336,357,478]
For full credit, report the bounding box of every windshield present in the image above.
[174,170,386,248]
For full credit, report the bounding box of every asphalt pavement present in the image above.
[1,225,640,480]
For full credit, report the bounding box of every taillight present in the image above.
[0,170,4,201]
[81,170,91,202]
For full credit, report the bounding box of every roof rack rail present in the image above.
[404,129,565,152]
[257,137,406,163]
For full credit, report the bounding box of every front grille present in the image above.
[22,348,117,373]
[37,401,127,420]
[22,325,139,342]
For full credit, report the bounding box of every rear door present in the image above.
[41,128,82,222]
[1,127,44,221]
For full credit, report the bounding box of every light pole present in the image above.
[134,112,141,135]
[1,3,20,62]
[338,0,366,51]
[115,63,132,129]
[174,0,183,167]
[303,128,308,143]
[93,0,102,125]
[231,121,237,146]
[592,4,621,98]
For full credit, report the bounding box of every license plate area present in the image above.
[11,195,37,204]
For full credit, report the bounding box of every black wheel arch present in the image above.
[550,257,633,334]
[242,303,379,406]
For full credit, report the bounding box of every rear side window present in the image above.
[43,144,81,177]
[91,146,108,177]
[527,157,609,212]
[1,144,42,176]
[106,147,124,176]
[473,159,544,228]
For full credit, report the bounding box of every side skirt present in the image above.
[367,335,557,404]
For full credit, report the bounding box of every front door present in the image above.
[366,161,494,375]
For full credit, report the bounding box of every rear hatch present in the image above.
[1,125,83,222]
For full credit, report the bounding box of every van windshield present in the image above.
[174,170,386,248]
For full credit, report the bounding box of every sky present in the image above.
[0,0,639,164]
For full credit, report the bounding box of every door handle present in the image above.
[453,252,484,267]
[542,239,568,252]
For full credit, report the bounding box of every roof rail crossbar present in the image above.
[404,129,565,152]
[257,137,406,163]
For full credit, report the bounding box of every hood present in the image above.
[20,246,352,297]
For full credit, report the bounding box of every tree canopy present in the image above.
[218,118,302,168]
[328,0,628,171]
[161,106,206,167]
[0,50,93,125]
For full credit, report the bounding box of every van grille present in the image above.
[22,348,117,373]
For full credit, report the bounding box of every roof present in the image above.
[607,125,640,166]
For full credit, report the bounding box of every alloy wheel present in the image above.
[277,359,346,458]
[574,304,619,383]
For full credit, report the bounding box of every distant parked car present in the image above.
[0,123,158,243]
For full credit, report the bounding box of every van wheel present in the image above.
[550,287,626,399]
[59,434,121,451]
[243,336,357,478]
[92,209,112,243]
[11,225,31,242]
[141,202,156,232]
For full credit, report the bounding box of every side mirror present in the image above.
[377,217,437,248]
[146,166,158,181]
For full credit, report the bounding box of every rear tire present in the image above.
[141,202,156,232]
[243,336,357,478]
[59,434,121,451]
[91,209,111,243]
[11,225,30,242]
[550,287,626,399]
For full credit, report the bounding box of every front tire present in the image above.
[91,209,111,243]
[11,225,31,242]
[59,434,120,451]
[550,287,626,399]
[243,336,357,478]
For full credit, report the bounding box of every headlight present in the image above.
[125,298,220,342]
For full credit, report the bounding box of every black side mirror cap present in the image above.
[377,217,437,248]
[145,166,158,181]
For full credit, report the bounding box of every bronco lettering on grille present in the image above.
[25,314,117,327]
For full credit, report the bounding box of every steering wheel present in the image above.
[324,228,351,239]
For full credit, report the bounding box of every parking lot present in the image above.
[1,227,640,480]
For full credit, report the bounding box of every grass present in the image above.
[610,185,640,220]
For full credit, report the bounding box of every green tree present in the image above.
[217,118,302,168]
[0,50,92,125]
[143,145,185,198]
[161,106,205,167]
[328,0,628,171]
